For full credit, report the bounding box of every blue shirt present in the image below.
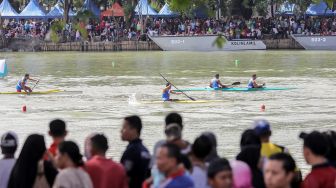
[211,78,219,88]
[163,172,194,188]
[247,79,254,88]
[16,77,27,90]
[162,90,170,101]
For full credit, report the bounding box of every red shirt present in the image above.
[44,141,59,160]
[301,163,336,188]
[85,155,128,188]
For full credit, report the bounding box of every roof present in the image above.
[305,1,334,16]
[47,1,76,18]
[101,2,124,17]
[134,0,157,16]
[0,0,19,18]
[19,0,46,18]
[81,0,100,17]
[158,3,178,17]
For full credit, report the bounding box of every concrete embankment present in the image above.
[0,36,304,52]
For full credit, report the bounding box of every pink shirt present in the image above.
[85,155,128,188]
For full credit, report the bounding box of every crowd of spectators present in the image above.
[1,113,336,188]
[1,16,336,42]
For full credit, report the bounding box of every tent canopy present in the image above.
[19,0,46,18]
[81,0,100,17]
[277,1,296,15]
[158,3,178,17]
[305,1,334,16]
[47,1,76,18]
[134,0,157,16]
[0,0,19,18]
[101,2,124,17]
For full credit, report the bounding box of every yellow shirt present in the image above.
[261,142,283,158]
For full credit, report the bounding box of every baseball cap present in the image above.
[253,119,271,136]
[1,131,18,154]
[165,123,182,142]
[299,131,328,156]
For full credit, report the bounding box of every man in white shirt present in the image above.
[0,131,18,188]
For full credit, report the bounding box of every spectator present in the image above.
[144,143,194,188]
[240,128,261,149]
[254,119,288,158]
[201,132,220,163]
[120,115,151,188]
[299,131,336,188]
[85,134,128,188]
[230,160,253,188]
[323,130,336,167]
[190,134,212,188]
[53,141,93,188]
[46,119,67,160]
[207,158,233,188]
[0,132,18,188]
[264,153,297,188]
[8,134,58,188]
[237,145,266,188]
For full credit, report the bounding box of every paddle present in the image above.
[31,80,40,92]
[231,82,240,86]
[159,73,196,101]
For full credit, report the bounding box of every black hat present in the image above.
[1,131,18,154]
[299,131,328,156]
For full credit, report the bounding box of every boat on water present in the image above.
[291,35,336,50]
[141,99,226,104]
[149,35,266,51]
[0,59,8,78]
[172,87,296,92]
[0,89,62,95]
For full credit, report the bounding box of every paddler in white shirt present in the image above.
[209,74,228,88]
[247,74,265,88]
[16,73,38,93]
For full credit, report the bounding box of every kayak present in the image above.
[141,99,226,104]
[0,89,62,95]
[172,87,296,92]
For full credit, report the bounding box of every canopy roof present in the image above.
[158,3,178,17]
[0,0,19,18]
[134,0,157,16]
[101,2,124,17]
[277,1,296,15]
[305,1,334,16]
[19,0,46,18]
[81,0,100,17]
[47,1,76,18]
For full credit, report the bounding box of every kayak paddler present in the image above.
[16,73,38,93]
[210,74,228,88]
[162,83,179,101]
[247,74,265,88]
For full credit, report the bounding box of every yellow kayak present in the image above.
[141,99,226,104]
[0,89,62,95]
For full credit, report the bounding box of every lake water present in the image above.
[0,51,335,174]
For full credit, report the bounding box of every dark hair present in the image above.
[207,158,232,178]
[323,130,336,162]
[165,112,183,129]
[24,73,29,77]
[8,134,46,188]
[240,129,261,149]
[215,74,219,78]
[58,141,84,167]
[90,134,109,153]
[201,132,220,163]
[269,153,296,174]
[252,74,256,77]
[49,119,66,137]
[236,145,261,170]
[166,82,170,87]
[300,131,328,156]
[124,115,142,135]
[161,143,182,164]
[192,135,212,160]
[1,133,17,154]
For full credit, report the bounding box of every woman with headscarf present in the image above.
[236,145,265,188]
[53,141,93,188]
[8,134,58,188]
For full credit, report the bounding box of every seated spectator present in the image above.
[237,145,266,188]
[8,134,58,188]
[230,160,253,188]
[46,119,67,160]
[190,134,212,188]
[264,153,297,188]
[0,132,18,188]
[53,141,93,188]
[85,134,128,188]
[144,143,194,188]
[299,131,336,188]
[207,158,233,188]
[120,115,151,188]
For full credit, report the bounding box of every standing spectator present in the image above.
[201,132,220,163]
[230,160,253,188]
[120,115,151,188]
[0,132,18,188]
[46,119,67,160]
[8,134,58,188]
[53,141,93,188]
[207,158,233,188]
[190,134,212,188]
[299,131,336,188]
[85,134,128,188]
[144,143,194,188]
[264,153,297,188]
